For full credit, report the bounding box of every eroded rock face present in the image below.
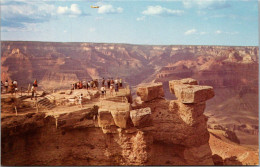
[170,100,206,126]
[98,109,115,128]
[111,110,130,129]
[136,83,164,102]
[130,107,152,127]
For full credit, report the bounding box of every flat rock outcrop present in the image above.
[169,78,198,94]
[173,84,214,103]
[136,83,164,102]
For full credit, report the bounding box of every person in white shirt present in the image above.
[4,80,8,93]
[78,93,83,108]
[101,86,106,98]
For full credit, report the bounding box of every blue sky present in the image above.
[1,0,259,46]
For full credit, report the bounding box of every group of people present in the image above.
[71,79,100,90]
[2,77,124,101]
[100,78,123,97]
[1,80,18,95]
[71,78,124,97]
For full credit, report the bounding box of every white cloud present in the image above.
[57,6,69,14]
[57,4,82,16]
[70,4,81,15]
[215,30,239,35]
[183,0,230,10]
[89,28,96,32]
[1,23,43,32]
[142,6,184,16]
[185,29,197,35]
[98,5,123,14]
[215,30,222,34]
[200,32,207,35]
[1,1,56,29]
[184,29,209,35]
[136,16,146,21]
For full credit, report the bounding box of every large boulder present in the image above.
[169,78,198,94]
[130,107,151,127]
[97,109,115,128]
[111,110,130,129]
[136,83,164,102]
[174,84,214,103]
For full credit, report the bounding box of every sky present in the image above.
[1,0,259,46]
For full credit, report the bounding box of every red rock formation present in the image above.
[1,78,215,165]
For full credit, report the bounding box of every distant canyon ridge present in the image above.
[1,41,259,145]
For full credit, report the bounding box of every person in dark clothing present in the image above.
[115,82,119,95]
[107,79,111,89]
[96,79,99,89]
[1,81,4,93]
[33,79,38,92]
[119,78,123,88]
[102,78,105,87]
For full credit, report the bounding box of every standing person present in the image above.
[83,81,86,89]
[33,79,38,91]
[87,81,90,90]
[114,78,118,85]
[77,82,80,89]
[78,93,83,108]
[115,82,119,95]
[101,86,106,98]
[93,80,96,90]
[110,83,114,96]
[111,78,114,85]
[119,78,123,88]
[31,86,35,100]
[1,81,3,93]
[107,78,111,89]
[4,80,8,93]
[79,81,83,89]
[102,78,105,87]
[10,81,14,95]
[13,80,18,95]
[90,80,94,89]
[95,79,99,89]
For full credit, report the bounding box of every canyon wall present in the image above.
[1,41,258,145]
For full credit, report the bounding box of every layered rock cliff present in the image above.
[1,79,215,165]
[1,41,258,146]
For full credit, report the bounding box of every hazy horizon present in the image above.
[1,40,259,47]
